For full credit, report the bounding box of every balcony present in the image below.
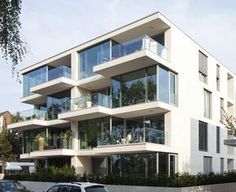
[31,66,76,96]
[111,101,171,119]
[79,129,169,156]
[8,108,69,130]
[94,35,168,77]
[58,93,111,121]
[8,109,47,130]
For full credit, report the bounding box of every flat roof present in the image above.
[21,11,235,76]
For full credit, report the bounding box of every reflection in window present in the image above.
[23,66,47,97]
[111,65,176,108]
[159,67,169,103]
[79,117,110,149]
[121,69,146,106]
[111,153,157,177]
[79,41,111,79]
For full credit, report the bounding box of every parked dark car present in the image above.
[0,180,33,192]
[44,182,109,192]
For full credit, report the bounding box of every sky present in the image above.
[0,0,236,113]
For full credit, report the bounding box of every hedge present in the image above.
[5,168,236,187]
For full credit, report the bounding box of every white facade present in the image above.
[8,12,236,176]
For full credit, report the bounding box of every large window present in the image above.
[79,117,110,149]
[23,128,46,153]
[199,51,208,83]
[111,153,157,177]
[216,126,220,153]
[79,41,111,79]
[204,89,211,119]
[23,66,47,97]
[126,115,165,144]
[199,121,208,151]
[111,65,176,108]
[203,156,212,174]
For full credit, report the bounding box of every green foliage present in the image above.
[0,129,16,173]
[221,108,236,136]
[78,172,236,187]
[5,170,236,187]
[0,0,27,78]
[5,165,77,182]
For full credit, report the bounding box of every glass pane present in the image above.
[111,77,121,108]
[111,153,156,177]
[147,66,157,101]
[127,118,144,143]
[159,67,169,103]
[145,115,165,144]
[79,41,111,79]
[121,69,146,106]
[170,73,176,104]
[23,66,47,97]
[79,117,110,149]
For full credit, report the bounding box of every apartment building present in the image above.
[8,12,236,177]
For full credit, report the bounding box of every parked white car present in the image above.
[44,182,109,192]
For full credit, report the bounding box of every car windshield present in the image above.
[0,181,25,191]
[85,186,107,192]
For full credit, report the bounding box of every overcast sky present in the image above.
[1,0,236,113]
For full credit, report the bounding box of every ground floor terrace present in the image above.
[35,152,177,177]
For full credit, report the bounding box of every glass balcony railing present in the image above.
[44,138,72,150]
[61,93,110,113]
[98,35,167,64]
[48,66,71,81]
[80,128,166,149]
[12,109,47,123]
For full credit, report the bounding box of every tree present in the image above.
[0,0,27,77]
[221,108,236,137]
[0,129,16,173]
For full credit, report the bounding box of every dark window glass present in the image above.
[69,186,81,192]
[111,153,157,177]
[47,185,60,192]
[152,32,165,46]
[216,127,220,153]
[145,115,165,144]
[58,185,70,192]
[85,186,107,192]
[147,66,157,101]
[121,69,146,106]
[159,152,168,176]
[199,121,208,151]
[79,117,110,149]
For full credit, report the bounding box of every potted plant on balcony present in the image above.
[86,94,92,108]
[60,132,68,149]
[35,135,45,151]
[65,130,73,149]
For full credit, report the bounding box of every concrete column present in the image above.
[71,121,79,150]
[165,112,171,146]
[164,28,171,62]
[71,51,79,81]
[72,156,92,175]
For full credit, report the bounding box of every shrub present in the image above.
[5,169,236,187]
[4,164,77,182]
